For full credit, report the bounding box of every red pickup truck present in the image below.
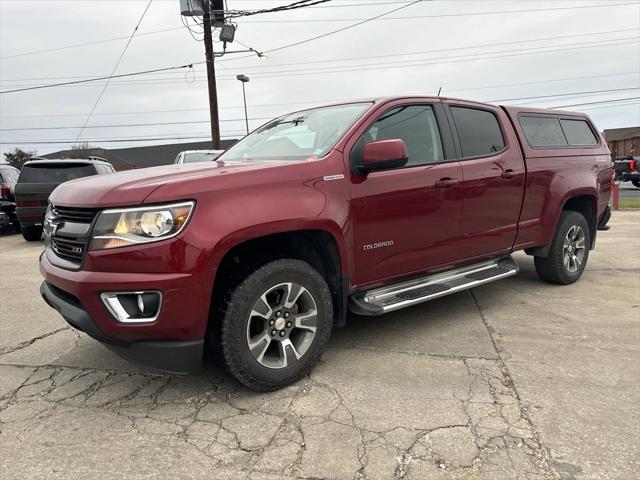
[39,96,613,391]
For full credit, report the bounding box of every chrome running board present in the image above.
[349,256,519,316]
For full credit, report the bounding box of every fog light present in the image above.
[100,291,162,323]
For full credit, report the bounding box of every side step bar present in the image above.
[349,256,519,316]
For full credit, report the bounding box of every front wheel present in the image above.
[534,211,590,285]
[218,259,333,391]
[21,225,43,241]
[632,179,640,188]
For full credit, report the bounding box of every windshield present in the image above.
[183,151,222,163]
[220,102,371,162]
[18,163,97,183]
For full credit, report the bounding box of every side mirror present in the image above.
[358,139,409,174]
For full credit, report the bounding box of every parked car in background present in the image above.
[15,157,114,241]
[614,155,640,188]
[0,164,20,231]
[39,97,612,391]
[174,149,225,164]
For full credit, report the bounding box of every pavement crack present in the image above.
[0,327,68,355]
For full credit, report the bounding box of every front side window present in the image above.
[357,105,444,167]
[220,103,371,162]
[451,106,505,157]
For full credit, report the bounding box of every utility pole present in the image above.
[202,0,221,149]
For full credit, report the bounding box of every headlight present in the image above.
[89,201,195,251]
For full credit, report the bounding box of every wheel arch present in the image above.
[526,191,598,257]
[208,225,350,344]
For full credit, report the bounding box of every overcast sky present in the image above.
[0,0,639,159]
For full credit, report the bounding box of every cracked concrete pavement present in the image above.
[1,211,638,479]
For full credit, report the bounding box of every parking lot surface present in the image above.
[1,211,638,480]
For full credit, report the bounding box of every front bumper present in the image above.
[40,280,204,374]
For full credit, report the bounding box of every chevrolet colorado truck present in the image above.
[39,97,613,391]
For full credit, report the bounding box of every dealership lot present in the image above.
[0,211,638,480]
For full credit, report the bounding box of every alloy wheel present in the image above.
[246,282,318,369]
[563,225,586,273]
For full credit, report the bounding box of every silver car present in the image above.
[174,150,225,164]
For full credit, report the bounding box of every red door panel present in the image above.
[349,161,463,286]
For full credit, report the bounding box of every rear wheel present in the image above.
[534,211,590,285]
[21,225,43,241]
[218,259,333,391]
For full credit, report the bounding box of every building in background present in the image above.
[603,127,640,158]
[41,139,238,171]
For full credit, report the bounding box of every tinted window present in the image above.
[359,105,443,166]
[519,116,567,147]
[560,119,598,145]
[451,107,505,157]
[18,163,98,183]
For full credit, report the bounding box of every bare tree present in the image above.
[66,142,96,159]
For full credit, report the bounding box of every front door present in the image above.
[348,103,464,287]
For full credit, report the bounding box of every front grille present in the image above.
[48,204,100,268]
[51,236,86,263]
[51,205,99,223]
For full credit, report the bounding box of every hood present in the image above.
[49,160,289,208]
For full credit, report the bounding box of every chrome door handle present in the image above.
[501,169,517,179]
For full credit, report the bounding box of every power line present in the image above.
[1,1,636,60]
[0,117,273,132]
[4,36,635,93]
[3,71,638,120]
[74,0,154,142]
[553,97,640,109]
[234,1,640,22]
[0,64,196,94]
[488,87,640,103]
[4,28,635,84]
[3,87,638,132]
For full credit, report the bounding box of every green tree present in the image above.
[3,148,36,170]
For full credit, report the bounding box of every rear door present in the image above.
[445,103,526,259]
[348,101,464,287]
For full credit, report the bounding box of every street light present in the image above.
[236,74,250,135]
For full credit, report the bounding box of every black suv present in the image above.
[15,157,115,241]
[614,156,640,188]
[0,164,20,231]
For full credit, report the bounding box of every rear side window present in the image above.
[559,119,598,145]
[358,105,444,167]
[450,106,505,157]
[519,116,567,147]
[18,163,98,183]
[519,115,599,147]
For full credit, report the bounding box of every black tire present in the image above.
[218,259,333,392]
[21,225,43,241]
[632,179,640,188]
[534,211,590,285]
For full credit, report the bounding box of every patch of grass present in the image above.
[619,198,640,209]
